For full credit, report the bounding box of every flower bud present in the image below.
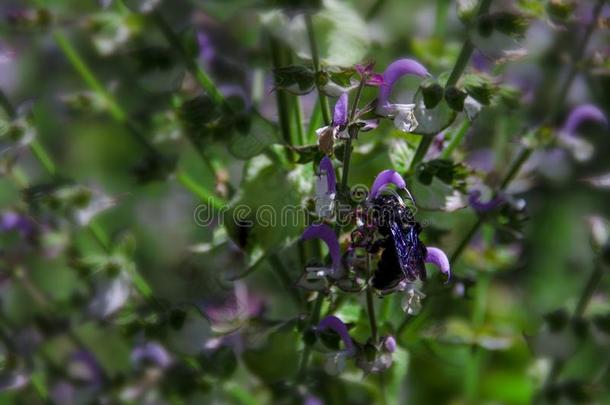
[420,79,444,109]
[444,86,468,112]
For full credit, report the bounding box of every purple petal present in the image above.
[377,58,429,113]
[197,32,216,64]
[355,61,374,77]
[333,93,348,127]
[358,119,379,132]
[425,247,450,281]
[562,104,608,135]
[366,73,385,87]
[319,156,336,194]
[317,315,355,354]
[131,342,172,369]
[69,351,104,386]
[468,190,505,213]
[369,170,407,200]
[383,336,397,353]
[302,224,341,273]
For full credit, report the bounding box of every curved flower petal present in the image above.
[302,224,341,274]
[562,104,608,135]
[377,58,429,114]
[319,156,336,194]
[131,342,172,369]
[369,170,407,200]
[383,336,397,353]
[333,93,349,127]
[425,247,450,281]
[468,190,505,213]
[317,315,356,355]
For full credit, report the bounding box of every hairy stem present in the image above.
[413,0,492,164]
[440,119,471,160]
[366,253,379,343]
[153,12,225,107]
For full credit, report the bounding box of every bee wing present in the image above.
[388,221,413,280]
[389,222,427,281]
[406,226,428,281]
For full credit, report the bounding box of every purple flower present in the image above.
[355,61,384,87]
[0,211,34,237]
[68,351,104,386]
[425,247,450,281]
[376,58,429,115]
[202,282,264,327]
[315,157,337,219]
[383,336,397,353]
[468,190,506,213]
[316,93,350,152]
[333,93,348,128]
[369,170,407,200]
[0,372,29,392]
[317,315,356,355]
[131,342,172,369]
[302,224,342,277]
[319,156,336,193]
[197,32,216,65]
[561,104,608,136]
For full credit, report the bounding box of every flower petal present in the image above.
[383,336,397,353]
[562,104,608,135]
[319,156,336,194]
[377,58,429,114]
[301,224,342,274]
[317,315,355,354]
[425,247,450,281]
[468,190,505,213]
[131,342,172,369]
[369,170,407,200]
[333,93,349,127]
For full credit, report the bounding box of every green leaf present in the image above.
[242,327,300,383]
[223,158,311,271]
[228,116,280,159]
[261,1,370,67]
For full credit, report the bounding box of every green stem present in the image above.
[409,135,433,172]
[298,293,324,380]
[547,0,605,122]
[30,139,57,177]
[450,145,531,264]
[540,260,606,398]
[307,101,324,143]
[152,12,225,107]
[415,0,492,164]
[270,36,294,147]
[52,31,158,156]
[339,80,366,194]
[440,119,471,160]
[366,0,388,21]
[366,253,378,343]
[446,0,493,87]
[0,88,17,118]
[574,261,605,318]
[305,12,331,125]
[464,273,490,401]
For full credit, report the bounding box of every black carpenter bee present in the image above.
[369,193,427,291]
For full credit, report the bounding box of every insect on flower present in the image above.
[362,170,450,294]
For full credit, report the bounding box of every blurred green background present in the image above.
[1,0,610,404]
